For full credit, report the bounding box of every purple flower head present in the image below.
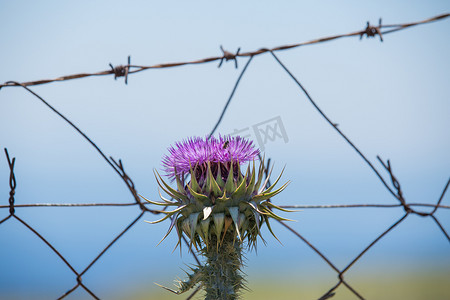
[162,135,259,181]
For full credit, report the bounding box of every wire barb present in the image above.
[218,45,241,69]
[360,18,384,42]
[109,55,131,84]
[1,14,448,88]
[4,148,16,215]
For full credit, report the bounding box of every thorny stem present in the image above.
[201,231,244,300]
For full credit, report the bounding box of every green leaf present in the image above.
[157,213,180,246]
[200,218,211,245]
[156,188,181,204]
[244,163,250,182]
[215,165,225,188]
[196,221,206,241]
[246,160,257,196]
[227,206,241,241]
[213,213,225,241]
[189,212,200,241]
[257,163,274,194]
[238,213,248,233]
[156,204,188,215]
[225,162,236,193]
[189,168,200,193]
[262,215,283,245]
[186,184,210,204]
[232,172,248,199]
[244,201,261,230]
[207,162,222,197]
[174,168,186,194]
[262,200,299,212]
[236,160,244,184]
[252,181,290,203]
[262,166,286,194]
[260,206,295,222]
[182,218,191,238]
[243,201,266,215]
[154,169,188,202]
[254,155,266,192]
[139,193,177,206]
[144,205,187,224]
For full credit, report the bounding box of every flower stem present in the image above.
[202,230,244,300]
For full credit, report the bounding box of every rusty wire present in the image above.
[1,12,449,300]
[0,13,448,90]
[267,50,450,299]
[0,84,198,299]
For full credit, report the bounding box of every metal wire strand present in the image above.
[1,13,449,300]
[0,14,447,89]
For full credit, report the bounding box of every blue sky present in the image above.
[0,1,449,299]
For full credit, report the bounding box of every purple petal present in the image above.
[162,135,259,179]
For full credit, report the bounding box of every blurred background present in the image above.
[0,1,449,299]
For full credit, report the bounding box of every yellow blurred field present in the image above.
[123,268,450,300]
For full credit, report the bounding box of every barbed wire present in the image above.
[1,12,449,300]
[0,13,448,89]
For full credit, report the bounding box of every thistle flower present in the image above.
[142,136,293,300]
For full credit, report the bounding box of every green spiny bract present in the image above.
[144,159,292,251]
[142,158,293,298]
